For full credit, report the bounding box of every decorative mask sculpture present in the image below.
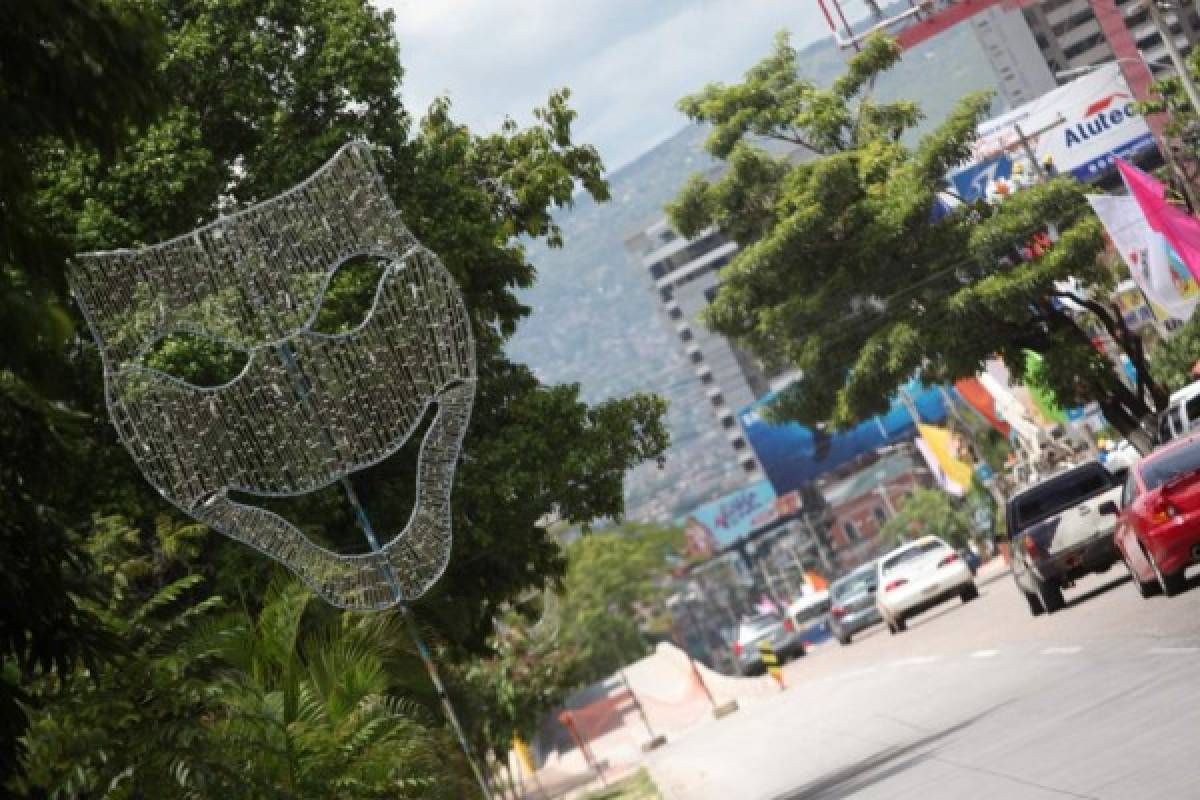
[70,142,476,610]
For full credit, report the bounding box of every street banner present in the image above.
[950,63,1155,203]
[1088,192,1199,322]
[1116,158,1200,285]
[953,377,1011,437]
[916,423,974,497]
[512,736,536,777]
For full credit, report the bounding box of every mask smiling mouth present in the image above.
[70,142,477,610]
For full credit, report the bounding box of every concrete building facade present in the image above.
[970,7,1059,106]
[1020,0,1200,78]
[624,219,777,478]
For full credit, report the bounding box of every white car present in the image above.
[876,536,978,634]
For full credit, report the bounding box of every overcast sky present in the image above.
[380,1,830,171]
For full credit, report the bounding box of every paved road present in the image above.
[647,562,1200,799]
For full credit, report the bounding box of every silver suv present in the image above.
[732,613,806,675]
[829,562,881,645]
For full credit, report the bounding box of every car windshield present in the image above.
[1012,466,1112,530]
[1142,443,1200,490]
[833,573,874,599]
[738,615,779,638]
[881,541,945,573]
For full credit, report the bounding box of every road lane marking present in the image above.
[890,655,942,667]
[1040,646,1082,655]
[969,649,999,659]
[1148,646,1200,655]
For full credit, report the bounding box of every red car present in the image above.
[1102,434,1200,597]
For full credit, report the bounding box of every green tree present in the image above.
[6,0,668,785]
[457,604,581,778]
[19,517,470,797]
[0,0,165,782]
[879,488,973,549]
[1151,312,1200,392]
[558,524,684,684]
[669,33,1164,449]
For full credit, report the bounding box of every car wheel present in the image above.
[892,615,906,633]
[1024,590,1045,616]
[836,633,851,646]
[1037,580,1065,613]
[960,583,979,602]
[1123,548,1160,598]
[1148,547,1187,597]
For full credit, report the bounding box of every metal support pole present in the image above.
[277,344,493,800]
[1013,123,1048,182]
[619,669,666,750]
[1146,0,1200,114]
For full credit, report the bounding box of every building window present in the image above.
[690,350,704,364]
[709,392,724,407]
[742,461,758,473]
[873,506,888,526]
[680,328,693,342]
[702,372,716,386]
[704,285,720,304]
[732,437,746,450]
[649,262,666,280]
[721,414,735,428]
[844,521,860,542]
[668,306,683,320]
[1064,32,1105,60]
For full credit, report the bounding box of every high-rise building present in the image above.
[624,219,783,479]
[970,7,1059,106]
[1020,0,1200,79]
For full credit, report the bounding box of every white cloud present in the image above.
[379,0,830,170]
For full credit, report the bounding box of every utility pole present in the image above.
[1145,0,1200,114]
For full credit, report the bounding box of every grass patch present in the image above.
[578,768,661,800]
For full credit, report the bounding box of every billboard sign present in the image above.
[676,480,778,550]
[739,379,950,497]
[950,63,1155,202]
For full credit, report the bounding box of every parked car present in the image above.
[1155,381,1200,446]
[875,536,977,634]
[1102,432,1200,597]
[828,562,881,645]
[1007,460,1122,616]
[785,589,832,646]
[732,613,806,675]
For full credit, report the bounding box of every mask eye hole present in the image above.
[311,255,389,335]
[141,332,250,388]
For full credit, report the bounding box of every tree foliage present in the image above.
[879,488,973,549]
[669,32,1163,446]
[1151,313,1200,392]
[3,0,668,789]
[19,518,468,798]
[557,524,684,684]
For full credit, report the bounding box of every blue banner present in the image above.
[738,380,950,496]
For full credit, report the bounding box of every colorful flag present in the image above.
[916,423,975,497]
[1116,158,1200,283]
[512,736,536,778]
[1087,193,1198,321]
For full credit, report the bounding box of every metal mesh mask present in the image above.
[70,142,476,610]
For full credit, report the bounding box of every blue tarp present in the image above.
[738,379,951,496]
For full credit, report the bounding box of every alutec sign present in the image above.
[950,63,1155,203]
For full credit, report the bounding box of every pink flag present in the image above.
[1116,159,1200,282]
